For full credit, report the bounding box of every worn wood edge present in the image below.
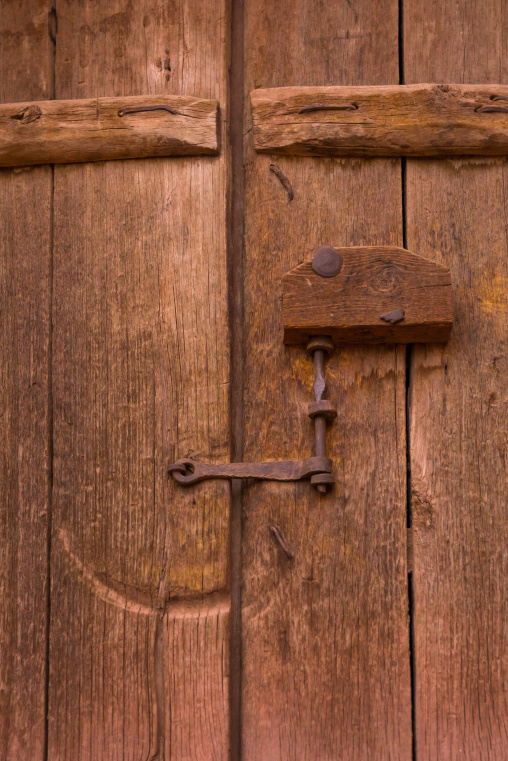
[283,323,453,344]
[0,94,219,166]
[251,83,508,156]
[283,246,453,344]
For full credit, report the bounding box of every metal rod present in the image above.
[313,347,328,492]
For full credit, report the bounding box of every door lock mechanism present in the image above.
[168,336,337,492]
[168,245,453,495]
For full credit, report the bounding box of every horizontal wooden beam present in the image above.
[0,95,219,166]
[252,84,508,156]
[283,246,453,344]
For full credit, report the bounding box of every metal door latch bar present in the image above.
[168,455,333,485]
[168,333,337,493]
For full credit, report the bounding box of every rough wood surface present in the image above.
[405,4,508,760]
[242,1,412,759]
[283,246,453,344]
[0,3,52,759]
[251,83,508,156]
[0,94,219,166]
[47,2,230,759]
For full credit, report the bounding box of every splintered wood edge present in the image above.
[283,246,454,345]
[251,84,508,156]
[0,94,220,166]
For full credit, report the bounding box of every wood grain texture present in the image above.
[283,246,453,344]
[0,2,52,759]
[47,1,230,759]
[251,84,508,156]
[0,94,219,166]
[405,3,508,760]
[242,1,412,759]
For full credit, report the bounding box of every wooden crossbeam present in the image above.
[0,94,219,166]
[251,84,508,156]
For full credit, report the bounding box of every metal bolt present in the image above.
[312,246,343,277]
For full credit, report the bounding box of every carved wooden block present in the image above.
[252,84,508,156]
[283,246,453,344]
[0,94,219,166]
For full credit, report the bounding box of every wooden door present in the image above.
[0,1,506,760]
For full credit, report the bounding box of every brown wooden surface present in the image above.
[2,3,508,760]
[283,246,453,344]
[0,2,52,759]
[47,1,230,759]
[242,0,412,759]
[0,94,219,166]
[251,83,508,156]
[405,3,508,760]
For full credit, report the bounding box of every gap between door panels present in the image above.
[226,0,417,758]
[228,0,245,759]
[399,0,418,756]
[43,8,57,760]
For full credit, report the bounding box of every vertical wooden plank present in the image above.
[405,4,508,759]
[48,1,230,758]
[0,3,52,759]
[242,3,412,759]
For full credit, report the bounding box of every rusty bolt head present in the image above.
[312,246,343,277]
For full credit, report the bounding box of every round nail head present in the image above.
[312,246,343,277]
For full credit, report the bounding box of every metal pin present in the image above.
[298,104,358,113]
[118,105,180,117]
[307,336,336,493]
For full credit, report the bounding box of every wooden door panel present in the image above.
[1,1,507,759]
[241,1,412,759]
[405,2,508,758]
[0,3,53,759]
[47,1,230,758]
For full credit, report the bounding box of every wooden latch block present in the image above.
[283,246,453,344]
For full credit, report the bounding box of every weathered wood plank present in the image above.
[47,1,230,759]
[242,1,412,759]
[252,84,508,156]
[283,246,453,345]
[0,2,52,759]
[405,4,508,760]
[0,94,219,166]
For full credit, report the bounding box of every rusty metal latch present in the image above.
[168,455,333,485]
[168,334,337,493]
[168,241,454,496]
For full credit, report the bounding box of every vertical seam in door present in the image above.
[43,5,57,760]
[399,1,417,758]
[228,0,245,758]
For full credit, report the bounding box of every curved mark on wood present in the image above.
[56,527,230,618]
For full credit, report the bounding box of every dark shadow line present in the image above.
[228,0,245,759]
[399,3,416,757]
[43,6,57,758]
